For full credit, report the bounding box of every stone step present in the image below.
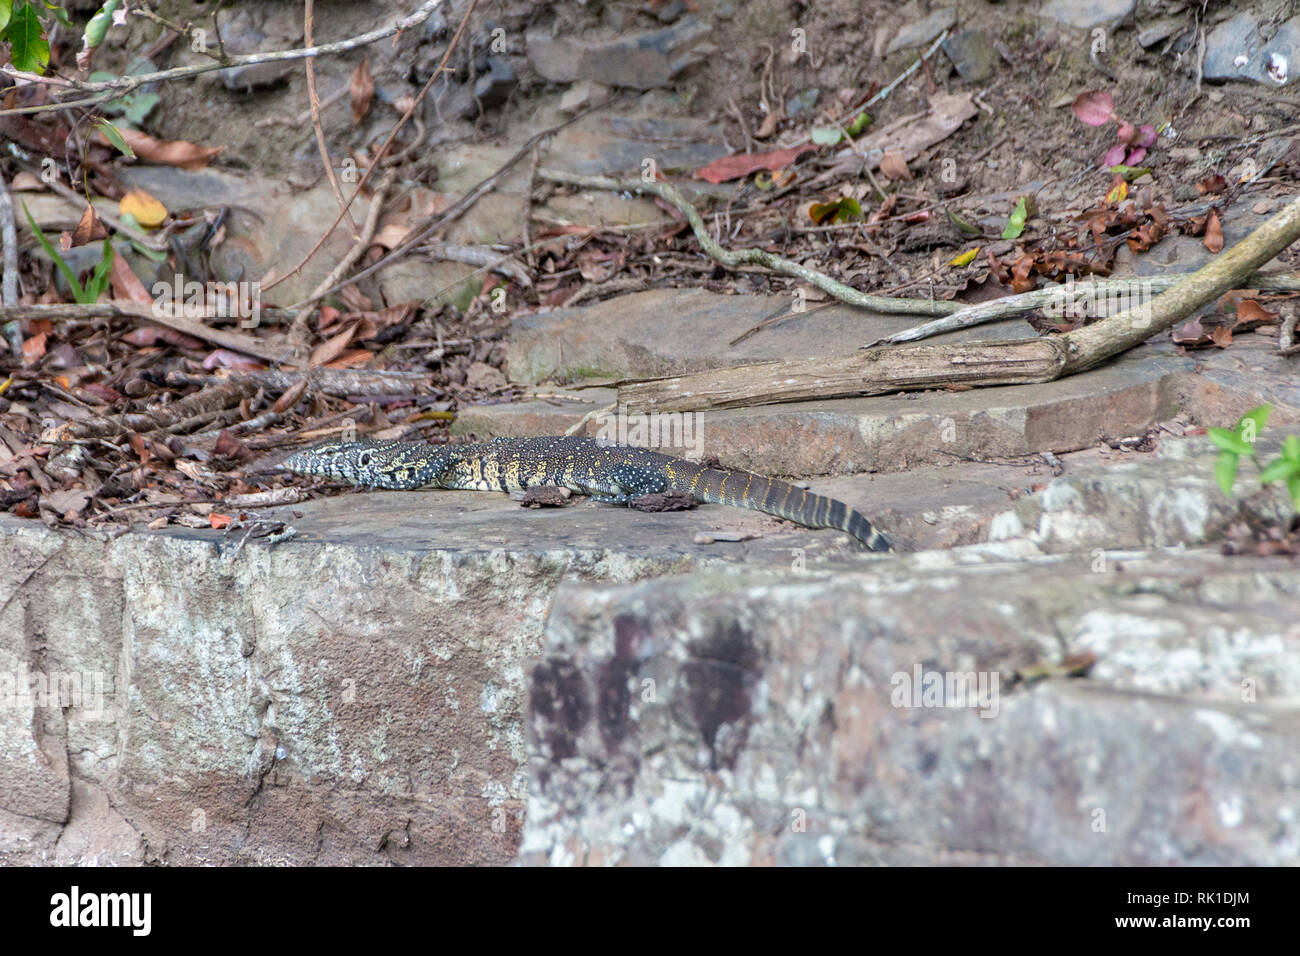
[460,336,1300,477]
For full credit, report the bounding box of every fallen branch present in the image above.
[0,302,292,362]
[40,380,258,443]
[0,0,447,117]
[865,270,1300,347]
[616,193,1300,412]
[168,367,430,398]
[538,169,959,317]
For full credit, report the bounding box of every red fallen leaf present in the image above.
[1196,173,1227,195]
[1204,208,1224,253]
[1010,254,1036,293]
[80,382,123,403]
[317,304,343,332]
[693,144,818,184]
[324,348,374,369]
[121,327,206,349]
[202,348,263,370]
[22,331,47,365]
[1072,90,1115,126]
[1211,324,1234,348]
[128,433,152,465]
[209,513,234,530]
[902,209,932,223]
[986,249,1010,283]
[214,429,251,460]
[109,253,154,303]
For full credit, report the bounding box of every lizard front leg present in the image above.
[582,463,668,505]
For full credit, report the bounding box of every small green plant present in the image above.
[22,203,115,305]
[1210,404,1300,513]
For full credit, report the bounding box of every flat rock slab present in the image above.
[519,549,1300,865]
[504,287,1041,385]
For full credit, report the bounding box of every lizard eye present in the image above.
[359,451,372,466]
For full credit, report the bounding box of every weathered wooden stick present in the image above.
[617,194,1300,413]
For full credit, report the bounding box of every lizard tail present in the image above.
[674,465,892,552]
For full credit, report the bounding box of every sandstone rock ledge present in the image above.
[1,472,1296,865]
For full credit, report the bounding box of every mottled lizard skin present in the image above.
[282,436,892,551]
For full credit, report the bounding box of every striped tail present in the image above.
[673,465,892,552]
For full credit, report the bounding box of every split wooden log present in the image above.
[616,193,1300,413]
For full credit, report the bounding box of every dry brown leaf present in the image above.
[1203,208,1224,253]
[879,151,912,181]
[1210,324,1234,348]
[858,92,977,165]
[1238,298,1279,323]
[324,348,374,369]
[693,144,818,183]
[350,58,375,126]
[309,322,359,367]
[22,332,47,365]
[109,255,154,303]
[71,204,109,246]
[115,128,222,170]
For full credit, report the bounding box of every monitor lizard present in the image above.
[281,435,892,552]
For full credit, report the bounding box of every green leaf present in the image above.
[810,127,842,146]
[1283,435,1300,464]
[79,239,115,304]
[22,201,85,301]
[1236,404,1271,442]
[846,111,871,136]
[946,207,982,236]
[1001,197,1028,240]
[1215,450,1239,498]
[130,240,168,263]
[82,0,123,54]
[42,1,70,27]
[1208,426,1253,456]
[0,0,12,33]
[93,118,136,158]
[1258,457,1299,485]
[5,2,50,74]
[1288,474,1300,511]
[1109,164,1152,181]
[120,91,159,125]
[808,196,862,225]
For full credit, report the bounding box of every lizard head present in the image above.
[281,439,447,489]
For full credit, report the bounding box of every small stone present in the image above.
[656,0,687,23]
[887,7,958,55]
[558,80,609,114]
[462,57,516,117]
[785,88,821,117]
[1037,0,1136,30]
[942,29,996,83]
[1253,200,1274,215]
[466,361,508,390]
